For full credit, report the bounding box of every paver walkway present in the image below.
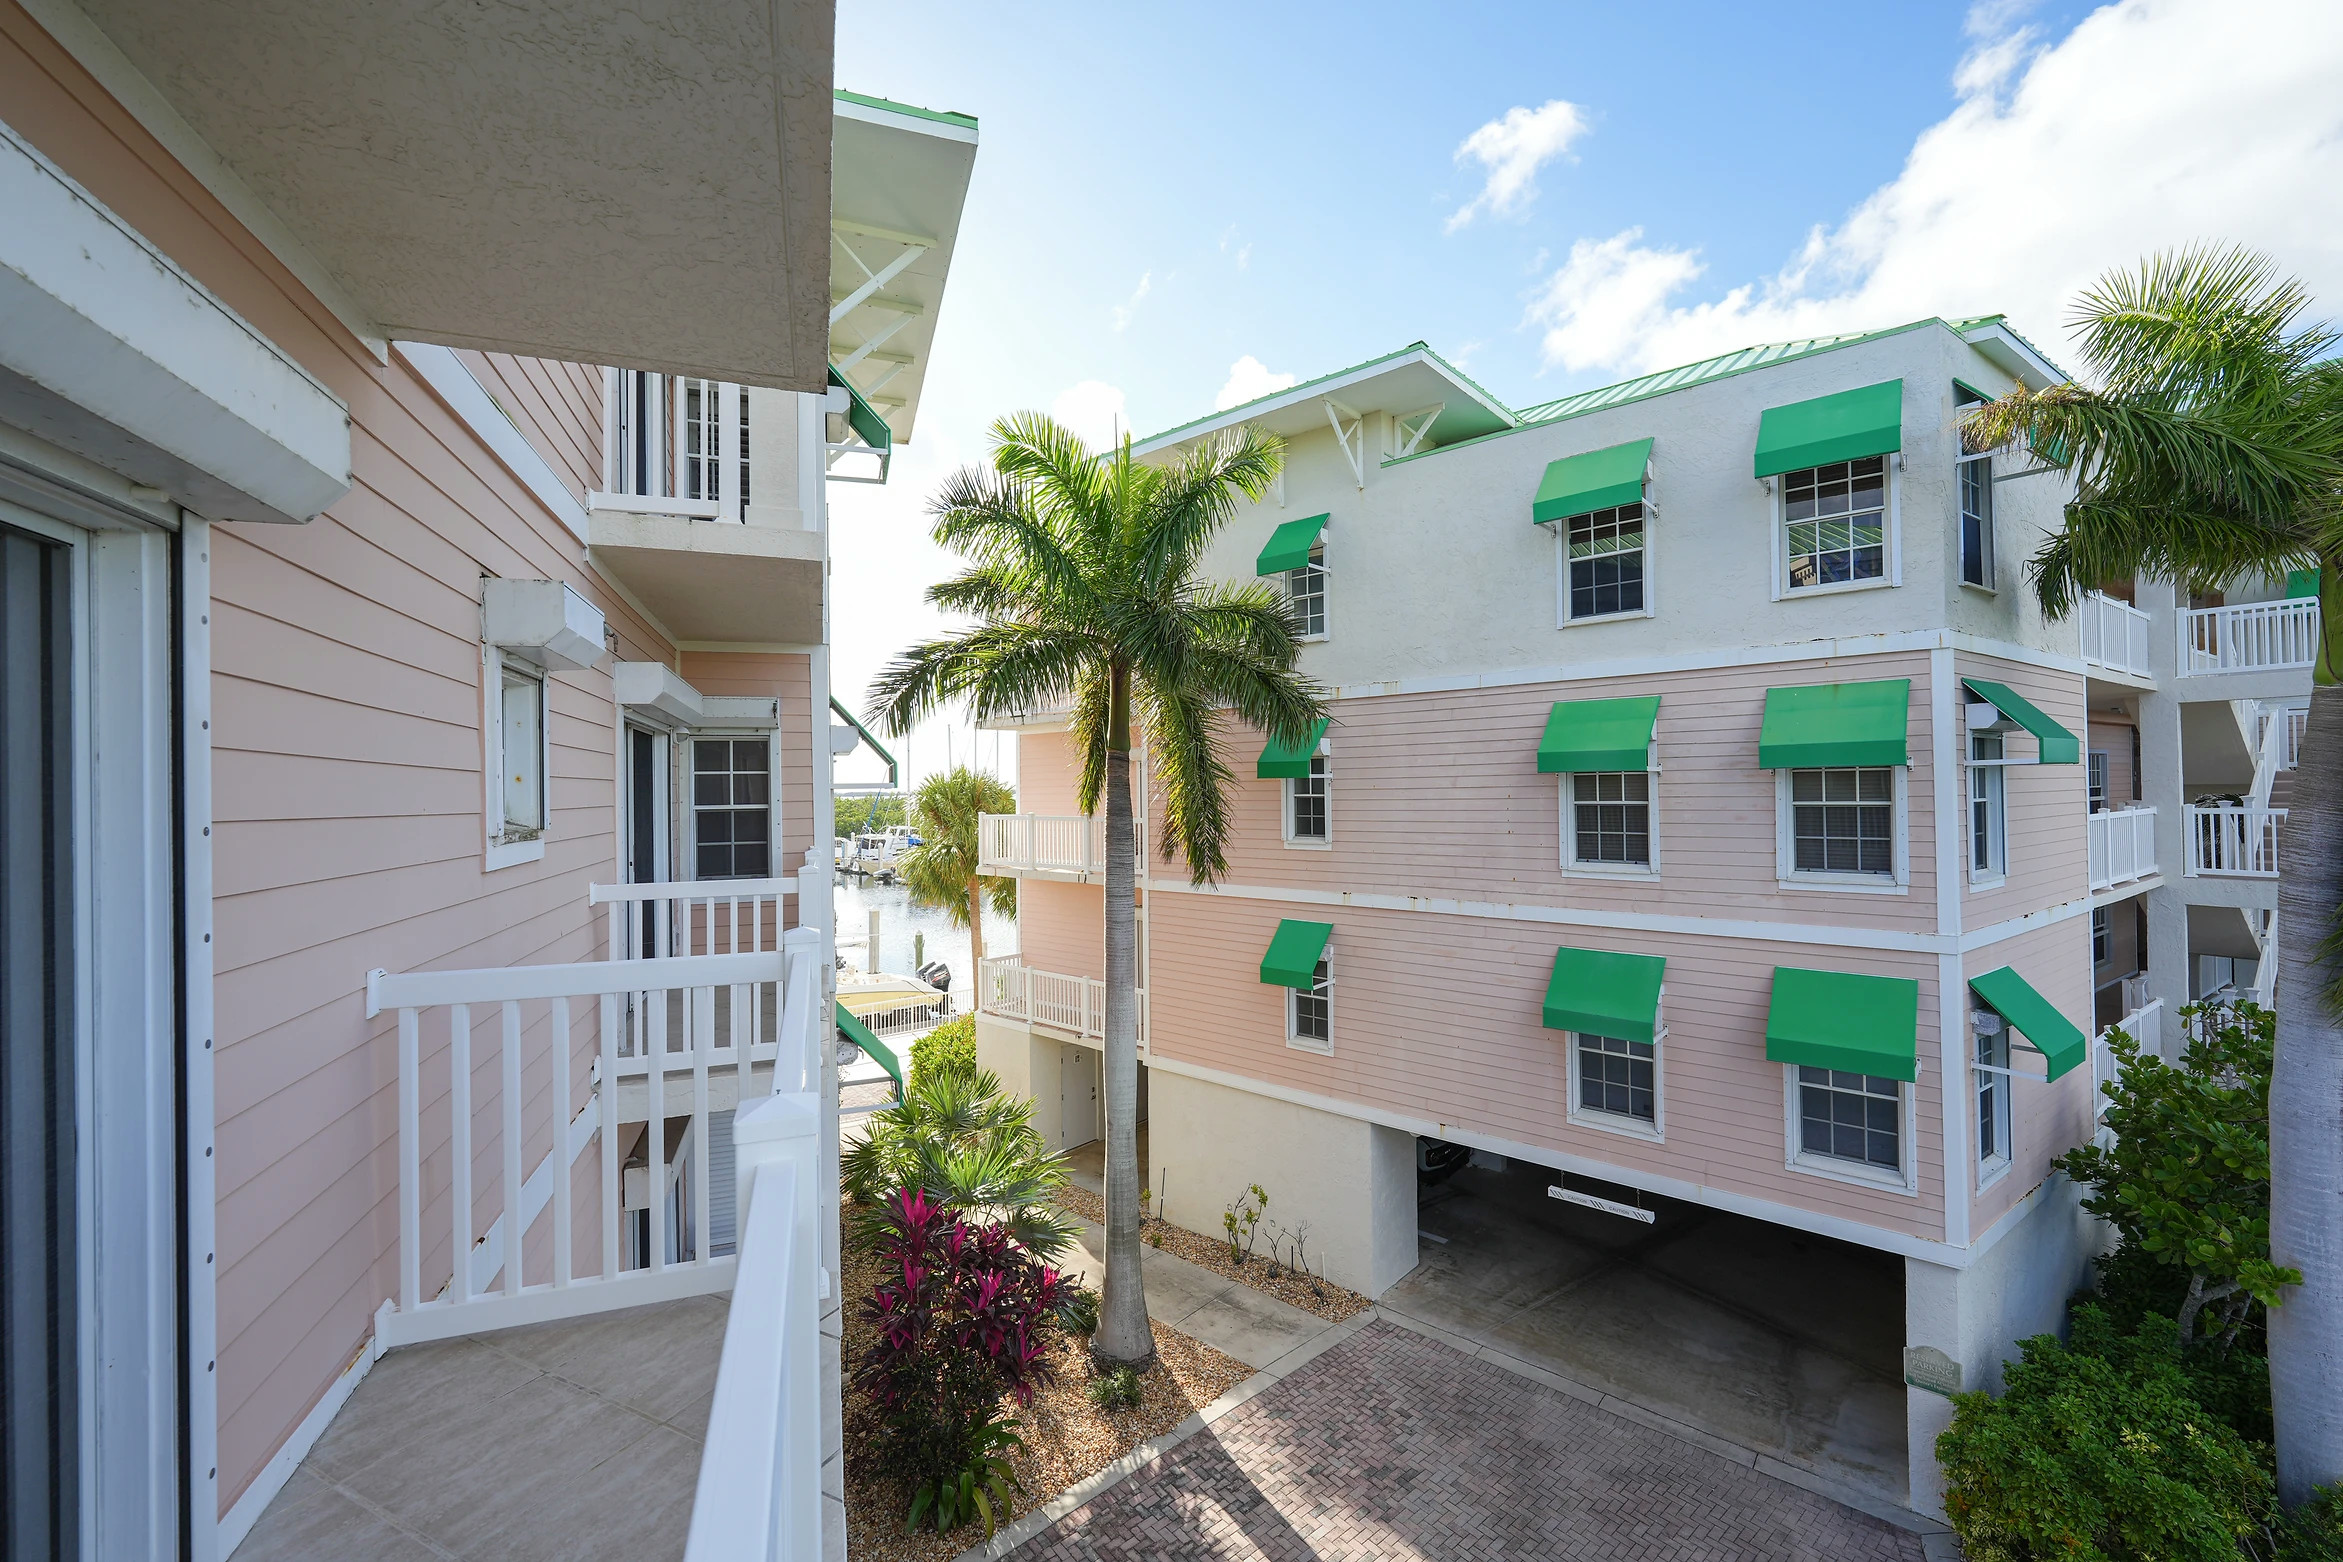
[1002,1320,1928,1562]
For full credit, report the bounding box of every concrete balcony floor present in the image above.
[233,1295,726,1562]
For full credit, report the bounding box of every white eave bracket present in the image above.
[1392,403,1444,459]
[1325,399,1367,489]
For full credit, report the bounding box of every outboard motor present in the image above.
[917,960,952,993]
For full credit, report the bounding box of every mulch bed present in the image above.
[840,1231,1251,1562]
[1052,1184,1373,1324]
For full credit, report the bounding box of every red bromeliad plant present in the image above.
[855,1188,1070,1534]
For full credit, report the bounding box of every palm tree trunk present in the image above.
[1093,664,1155,1368]
[2271,662,2343,1505]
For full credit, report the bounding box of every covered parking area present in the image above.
[1383,1154,1912,1505]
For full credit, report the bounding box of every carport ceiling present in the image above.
[70,0,836,390]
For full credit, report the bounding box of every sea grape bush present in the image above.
[855,1188,1069,1534]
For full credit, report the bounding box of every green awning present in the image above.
[1537,696,1660,774]
[2288,569,2321,600]
[1758,680,1910,768]
[1542,947,1666,1045]
[828,366,891,453]
[1963,679,2079,764]
[1765,967,1920,1082]
[1532,437,1653,526]
[836,1002,902,1091]
[1967,967,2086,1082]
[1259,919,1333,989]
[1257,719,1329,779]
[1257,513,1330,575]
[1753,379,1904,478]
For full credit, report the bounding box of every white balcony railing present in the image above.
[978,954,1143,1046]
[2181,598,2321,675]
[364,927,825,1349]
[2095,998,2165,1124]
[2086,806,2158,890]
[977,812,1146,880]
[684,1090,821,1562]
[592,875,798,961]
[2079,591,2153,678]
[2184,804,2285,877]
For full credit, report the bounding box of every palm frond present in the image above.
[928,462,1096,612]
[1136,675,1238,884]
[1134,427,1285,592]
[1068,665,1113,817]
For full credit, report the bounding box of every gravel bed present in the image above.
[1052,1184,1373,1323]
[840,1237,1250,1562]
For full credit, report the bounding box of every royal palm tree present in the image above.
[896,766,1018,987]
[1964,245,2343,1504]
[870,413,1326,1367]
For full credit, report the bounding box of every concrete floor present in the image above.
[1385,1160,1911,1503]
[231,1295,725,1562]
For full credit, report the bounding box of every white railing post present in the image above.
[686,1088,821,1562]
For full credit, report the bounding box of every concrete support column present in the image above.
[2137,577,2191,1058]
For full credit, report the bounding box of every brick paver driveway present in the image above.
[1008,1321,1926,1561]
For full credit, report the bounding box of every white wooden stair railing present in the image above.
[592,874,799,960]
[365,927,822,1348]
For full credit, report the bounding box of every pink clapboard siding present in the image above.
[1145,889,1949,1241]
[1163,650,1943,934]
[2087,717,2138,807]
[0,15,813,1510]
[1014,728,1087,816]
[1966,916,2097,1236]
[1959,654,2090,928]
[680,650,819,878]
[1016,879,1106,982]
[456,349,605,502]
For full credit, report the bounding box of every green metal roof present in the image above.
[833,88,978,130]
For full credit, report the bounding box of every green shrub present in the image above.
[839,1065,1077,1259]
[2277,1486,2343,1562]
[1086,1365,1142,1411]
[1055,1284,1100,1336]
[2086,1244,2273,1446]
[1937,1306,2273,1562]
[909,1015,977,1087]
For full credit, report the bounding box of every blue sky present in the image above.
[827,0,2343,791]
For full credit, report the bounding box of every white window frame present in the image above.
[1554,497,1657,627]
[1286,538,1329,642]
[1971,1014,2014,1189]
[1769,459,1901,601]
[1286,943,1333,1055]
[1566,1023,1665,1141]
[2087,750,2109,813]
[1782,1063,1919,1194]
[2092,906,2111,966]
[1956,409,1996,592]
[1775,766,1908,894]
[686,730,781,882]
[483,645,549,870]
[1561,767,1660,879]
[1281,747,1331,849]
[1967,730,2007,887]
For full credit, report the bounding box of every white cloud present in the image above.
[1110,271,1152,332]
[1523,0,2343,379]
[1446,99,1590,232]
[1214,355,1299,411]
[1049,380,1129,450]
[1235,242,1253,271]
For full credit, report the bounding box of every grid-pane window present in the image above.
[1790,768,1894,876]
[1577,1034,1655,1123]
[1288,754,1328,841]
[1970,732,2004,877]
[1571,771,1650,866]
[1286,545,1327,637]
[1567,503,1645,620]
[1290,953,1330,1048]
[1975,1022,2010,1166]
[682,379,721,501]
[1798,1068,1900,1170]
[693,738,771,878]
[1958,453,1994,588]
[1783,457,1887,589]
[2092,907,2111,965]
[738,390,751,507]
[2088,751,2109,813]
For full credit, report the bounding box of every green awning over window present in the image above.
[1542,947,1666,1045]
[1753,379,1904,478]
[1259,919,1333,989]
[1537,696,1660,774]
[1765,967,1921,1082]
[836,1002,902,1090]
[1257,719,1330,779]
[1758,680,1910,768]
[2288,569,2321,600]
[1532,437,1653,526]
[1257,513,1330,575]
[828,366,891,453]
[1963,678,2080,764]
[1967,967,2086,1082]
